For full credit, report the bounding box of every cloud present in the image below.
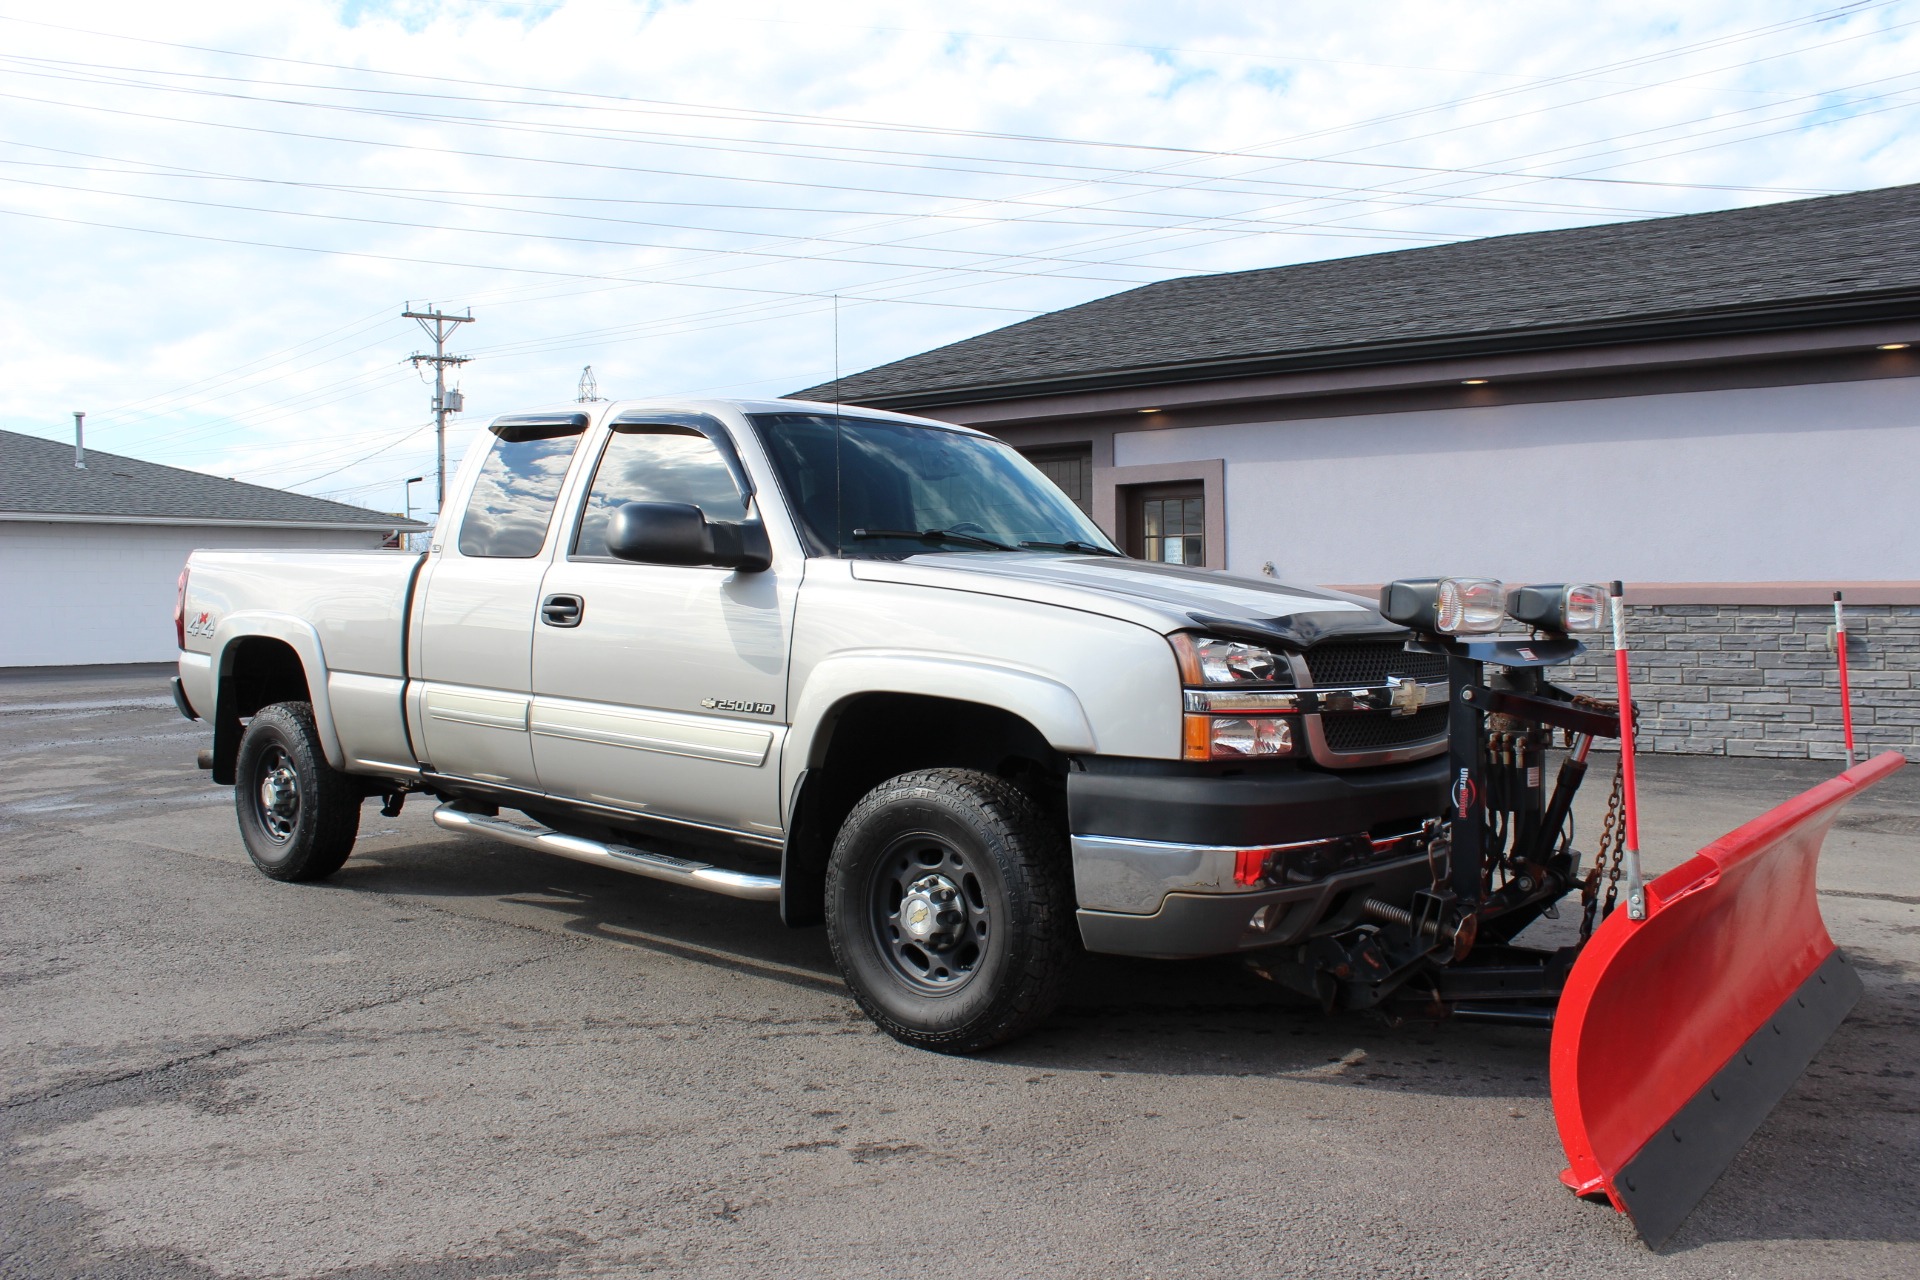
[0,0,1914,517]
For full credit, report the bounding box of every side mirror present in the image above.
[605,502,770,572]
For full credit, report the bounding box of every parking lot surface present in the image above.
[3,664,1916,1279]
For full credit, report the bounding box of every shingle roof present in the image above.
[0,429,426,527]
[796,182,1920,408]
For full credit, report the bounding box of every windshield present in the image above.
[748,412,1120,558]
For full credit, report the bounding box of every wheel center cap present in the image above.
[900,873,963,946]
[262,770,298,815]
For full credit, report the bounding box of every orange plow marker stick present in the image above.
[1549,751,1906,1247]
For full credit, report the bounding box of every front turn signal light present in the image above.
[1183,714,1296,760]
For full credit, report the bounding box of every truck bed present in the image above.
[179,548,425,773]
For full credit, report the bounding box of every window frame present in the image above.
[1126,482,1206,565]
[1097,458,1227,571]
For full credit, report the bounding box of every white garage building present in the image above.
[1,429,424,667]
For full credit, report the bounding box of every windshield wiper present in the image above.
[851,527,1018,552]
[1018,539,1125,557]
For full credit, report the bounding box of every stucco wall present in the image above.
[0,521,394,666]
[1110,377,1920,584]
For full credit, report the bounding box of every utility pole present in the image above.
[403,304,474,513]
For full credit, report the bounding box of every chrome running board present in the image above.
[432,804,781,902]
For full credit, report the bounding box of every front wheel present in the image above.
[825,769,1075,1054]
[234,701,361,881]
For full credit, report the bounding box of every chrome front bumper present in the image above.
[1071,827,1431,915]
[1070,827,1446,959]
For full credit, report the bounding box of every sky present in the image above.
[1,0,1915,521]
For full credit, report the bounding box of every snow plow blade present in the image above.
[1549,751,1905,1246]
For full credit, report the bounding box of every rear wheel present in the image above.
[234,701,361,881]
[825,769,1075,1053]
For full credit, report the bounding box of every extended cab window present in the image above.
[456,421,585,558]
[573,424,745,558]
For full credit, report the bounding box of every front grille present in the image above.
[1322,704,1449,754]
[1303,639,1446,687]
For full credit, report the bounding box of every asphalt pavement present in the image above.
[2,663,1915,1279]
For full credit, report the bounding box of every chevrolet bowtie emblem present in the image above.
[1386,676,1426,717]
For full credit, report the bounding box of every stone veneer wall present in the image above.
[1546,604,1920,759]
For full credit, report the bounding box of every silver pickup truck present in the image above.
[174,397,1455,1052]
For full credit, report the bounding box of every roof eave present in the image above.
[0,512,429,532]
[837,289,1920,411]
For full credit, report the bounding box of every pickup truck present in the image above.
[174,397,1456,1052]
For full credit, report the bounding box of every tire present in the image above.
[825,768,1075,1054]
[234,701,361,882]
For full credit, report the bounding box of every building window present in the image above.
[1021,445,1093,514]
[1128,483,1205,565]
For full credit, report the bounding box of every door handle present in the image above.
[540,594,584,627]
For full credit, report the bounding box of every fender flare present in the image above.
[211,613,345,771]
[782,650,1095,803]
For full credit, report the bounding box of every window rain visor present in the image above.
[747,412,1117,559]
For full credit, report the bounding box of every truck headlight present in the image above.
[1379,577,1506,634]
[1170,633,1300,759]
[1171,633,1285,684]
[1506,582,1609,633]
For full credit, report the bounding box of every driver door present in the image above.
[529,418,797,839]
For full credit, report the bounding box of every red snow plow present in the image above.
[1551,750,1903,1245]
[1269,578,1907,1247]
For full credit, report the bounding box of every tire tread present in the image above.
[235,701,360,882]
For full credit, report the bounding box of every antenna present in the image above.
[576,365,602,402]
[832,294,841,414]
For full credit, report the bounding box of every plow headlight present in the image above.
[1506,583,1609,633]
[1379,577,1506,634]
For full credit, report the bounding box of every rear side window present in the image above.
[573,426,744,558]
[457,422,585,558]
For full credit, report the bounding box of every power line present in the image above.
[0,5,1881,189]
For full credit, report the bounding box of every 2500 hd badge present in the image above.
[700,697,776,714]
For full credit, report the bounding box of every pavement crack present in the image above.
[1823,889,1920,906]
[0,952,557,1114]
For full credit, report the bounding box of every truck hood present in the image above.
[847,553,1406,648]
